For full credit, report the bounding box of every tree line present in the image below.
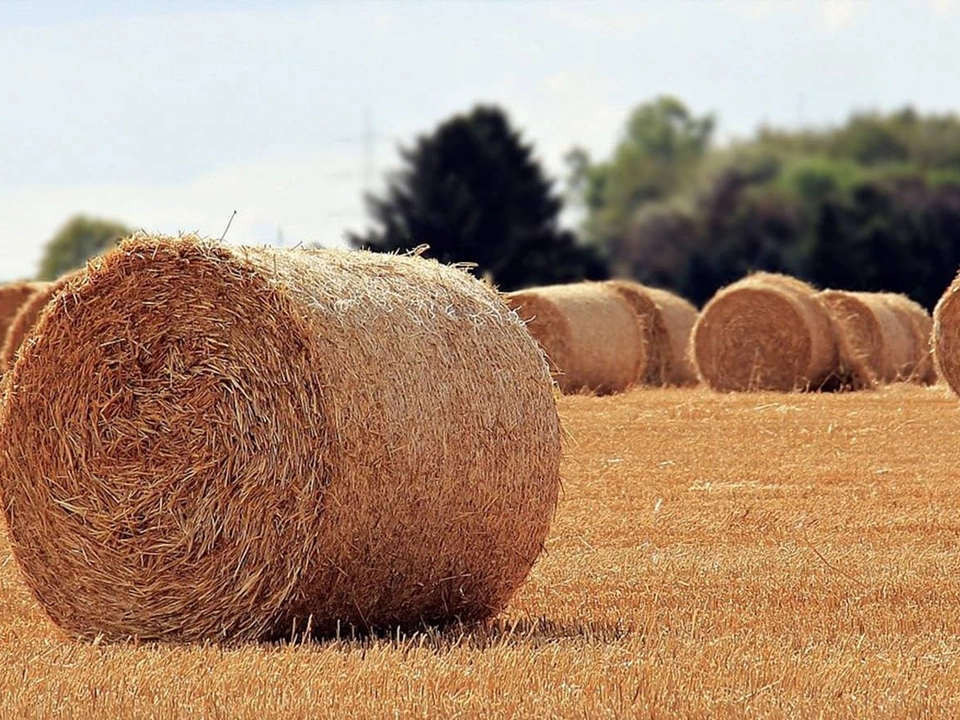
[41,98,960,309]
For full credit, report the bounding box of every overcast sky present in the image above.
[1,0,958,280]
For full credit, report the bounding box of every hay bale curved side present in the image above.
[934,279,960,394]
[505,283,645,394]
[817,290,912,383]
[0,281,49,360]
[881,292,937,384]
[645,286,699,386]
[692,272,841,392]
[503,289,575,385]
[0,272,83,373]
[605,281,698,386]
[0,235,561,643]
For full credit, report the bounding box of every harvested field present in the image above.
[1,384,959,717]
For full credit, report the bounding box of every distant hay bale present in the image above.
[0,272,82,373]
[692,272,871,392]
[0,282,48,358]
[505,283,645,394]
[0,235,561,643]
[817,290,913,383]
[934,277,960,394]
[880,293,937,385]
[605,280,698,386]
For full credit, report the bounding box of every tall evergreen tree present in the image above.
[348,105,606,290]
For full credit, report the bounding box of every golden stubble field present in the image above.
[2,384,960,718]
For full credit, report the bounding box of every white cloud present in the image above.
[931,0,959,13]
[546,4,656,35]
[820,0,859,32]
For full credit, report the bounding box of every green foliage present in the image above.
[576,99,960,307]
[776,157,863,205]
[809,179,960,309]
[37,215,132,281]
[349,105,606,290]
[571,96,715,251]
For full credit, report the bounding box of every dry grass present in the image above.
[3,384,960,716]
[1,236,559,643]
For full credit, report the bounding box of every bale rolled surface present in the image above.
[0,235,561,643]
[817,290,913,384]
[880,292,937,384]
[605,280,698,386]
[0,281,48,356]
[505,283,645,394]
[0,271,81,373]
[692,272,856,392]
[934,277,960,394]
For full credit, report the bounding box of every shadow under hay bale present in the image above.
[0,270,84,373]
[505,282,645,395]
[692,272,872,393]
[0,235,561,644]
[605,280,698,386]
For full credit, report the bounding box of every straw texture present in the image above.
[0,282,48,361]
[0,272,82,373]
[880,293,937,385]
[0,235,561,643]
[934,277,960,394]
[505,283,645,394]
[692,272,855,392]
[606,281,698,386]
[817,290,913,384]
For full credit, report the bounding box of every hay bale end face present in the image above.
[0,271,83,373]
[0,235,561,643]
[605,280,698,386]
[692,272,843,392]
[505,283,645,394]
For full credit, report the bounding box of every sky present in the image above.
[1,0,959,280]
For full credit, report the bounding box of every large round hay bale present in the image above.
[0,281,48,356]
[692,272,849,392]
[817,290,913,383]
[880,292,937,384]
[605,280,698,386]
[0,235,561,643]
[0,271,82,373]
[505,283,645,394]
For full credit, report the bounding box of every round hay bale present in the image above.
[692,272,849,392]
[0,281,48,358]
[0,235,561,643]
[817,290,913,383]
[606,280,698,386]
[880,292,937,384]
[0,271,83,373]
[505,283,645,394]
